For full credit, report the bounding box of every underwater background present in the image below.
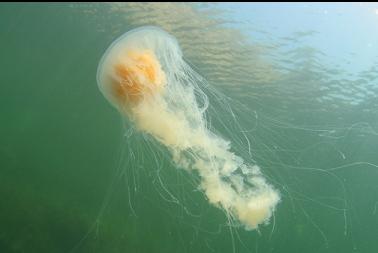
[1,3,378,253]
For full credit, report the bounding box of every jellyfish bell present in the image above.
[97,26,180,112]
[97,26,280,231]
[97,26,203,147]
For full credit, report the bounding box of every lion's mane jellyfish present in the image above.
[97,26,280,230]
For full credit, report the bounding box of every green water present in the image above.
[1,3,378,253]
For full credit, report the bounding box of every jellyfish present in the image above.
[97,26,280,230]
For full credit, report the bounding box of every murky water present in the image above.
[1,3,378,253]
